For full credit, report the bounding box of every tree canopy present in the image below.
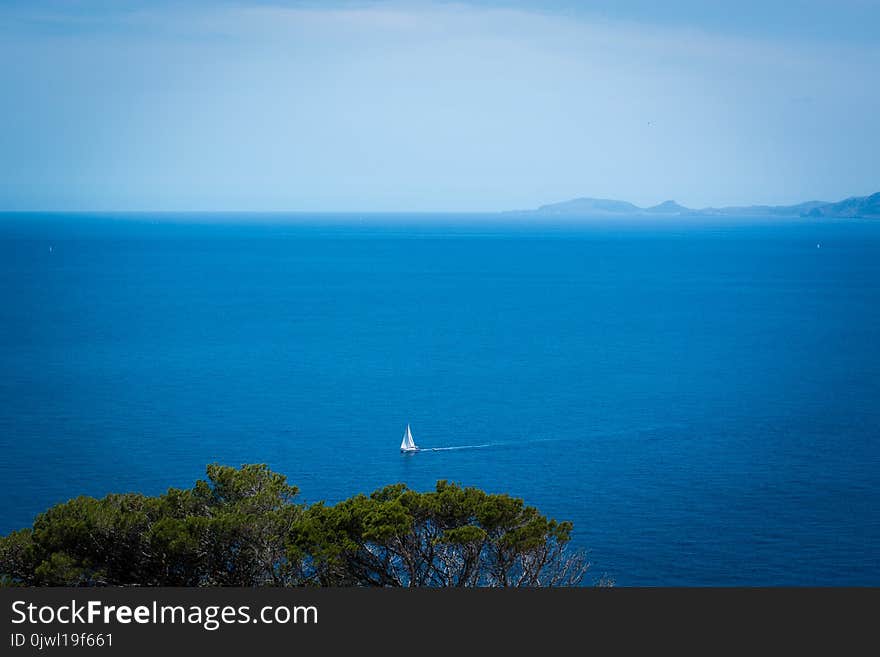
[0,464,599,587]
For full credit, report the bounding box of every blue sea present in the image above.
[1,213,879,585]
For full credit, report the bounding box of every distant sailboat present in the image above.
[400,424,418,452]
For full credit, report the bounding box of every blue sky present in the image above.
[0,0,877,211]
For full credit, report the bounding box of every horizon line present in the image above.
[0,190,875,216]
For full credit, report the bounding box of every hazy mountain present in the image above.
[697,200,828,216]
[532,197,642,215]
[805,192,880,218]
[645,200,689,214]
[514,193,879,218]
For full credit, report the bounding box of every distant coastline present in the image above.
[1,190,877,219]
[508,191,880,219]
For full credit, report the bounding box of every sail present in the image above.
[401,424,417,450]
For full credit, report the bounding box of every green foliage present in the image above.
[290,479,588,587]
[0,529,37,585]
[0,465,594,587]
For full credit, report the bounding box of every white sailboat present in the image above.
[400,423,419,452]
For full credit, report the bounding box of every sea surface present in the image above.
[1,213,879,585]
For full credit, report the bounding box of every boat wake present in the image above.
[418,444,492,452]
